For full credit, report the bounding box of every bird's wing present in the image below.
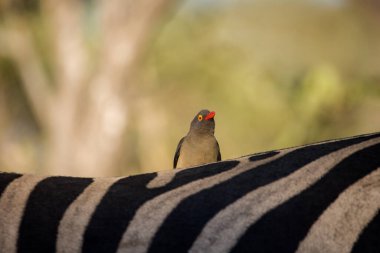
[173,137,185,168]
[216,140,222,161]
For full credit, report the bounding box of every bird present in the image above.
[174,109,221,169]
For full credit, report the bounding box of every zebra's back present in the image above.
[0,132,380,253]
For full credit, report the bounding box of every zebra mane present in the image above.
[0,132,379,253]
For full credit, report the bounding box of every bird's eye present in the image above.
[198,115,203,121]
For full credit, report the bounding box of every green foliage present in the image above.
[137,1,380,170]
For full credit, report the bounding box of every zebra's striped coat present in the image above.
[0,132,379,253]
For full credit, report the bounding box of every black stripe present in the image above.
[147,133,380,253]
[352,207,380,253]
[82,160,240,253]
[0,172,22,197]
[249,151,279,162]
[17,176,93,253]
[231,143,380,253]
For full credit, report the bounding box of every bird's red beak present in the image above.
[205,111,215,120]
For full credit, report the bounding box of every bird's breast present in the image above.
[176,135,218,169]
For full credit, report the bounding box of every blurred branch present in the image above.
[67,0,177,176]
[0,19,52,129]
[97,0,175,82]
[41,0,89,126]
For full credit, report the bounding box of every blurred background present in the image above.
[0,0,379,177]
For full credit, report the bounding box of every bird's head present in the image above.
[189,109,216,134]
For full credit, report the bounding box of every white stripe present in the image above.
[0,175,46,253]
[189,137,380,253]
[146,170,177,189]
[296,167,380,253]
[116,150,290,253]
[56,177,120,253]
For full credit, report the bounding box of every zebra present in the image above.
[0,132,379,253]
